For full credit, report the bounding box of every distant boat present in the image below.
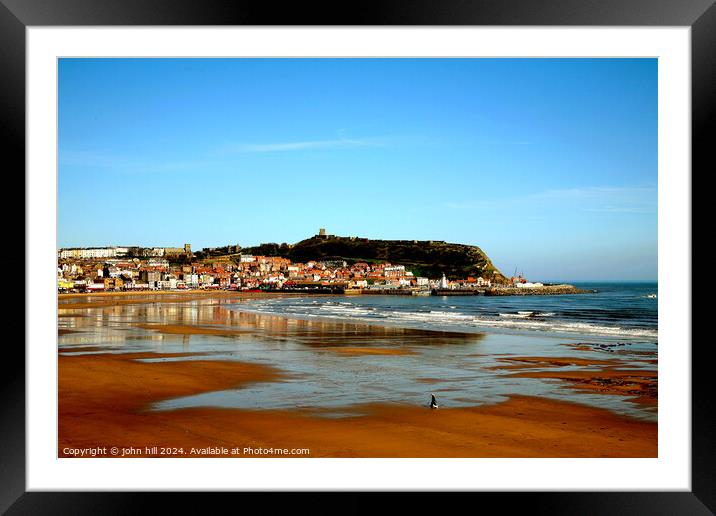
[646,293,657,299]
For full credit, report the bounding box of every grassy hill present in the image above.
[242,235,506,282]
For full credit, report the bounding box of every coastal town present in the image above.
[57,242,491,294]
[57,233,581,296]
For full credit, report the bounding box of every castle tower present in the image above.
[318,228,326,236]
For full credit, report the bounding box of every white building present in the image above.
[144,248,165,257]
[384,265,406,277]
[183,273,199,287]
[58,247,118,259]
[439,273,449,289]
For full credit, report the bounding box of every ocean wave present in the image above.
[238,303,657,340]
[498,311,556,319]
[472,317,658,338]
[427,310,474,319]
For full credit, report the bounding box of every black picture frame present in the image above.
[3,0,710,512]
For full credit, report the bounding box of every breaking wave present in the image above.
[236,296,658,340]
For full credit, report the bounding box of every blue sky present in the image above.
[58,58,657,281]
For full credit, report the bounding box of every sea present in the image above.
[234,282,658,343]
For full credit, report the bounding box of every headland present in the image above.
[57,231,587,297]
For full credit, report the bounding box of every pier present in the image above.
[432,289,485,296]
[485,285,588,296]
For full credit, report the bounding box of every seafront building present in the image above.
[58,245,192,260]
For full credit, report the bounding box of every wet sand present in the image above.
[322,347,417,356]
[488,355,624,370]
[490,356,657,406]
[135,323,252,337]
[507,369,658,406]
[58,350,656,458]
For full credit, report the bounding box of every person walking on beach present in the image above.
[429,394,439,409]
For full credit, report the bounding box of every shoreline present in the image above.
[58,289,287,300]
[58,350,657,458]
[57,290,300,310]
[58,282,589,301]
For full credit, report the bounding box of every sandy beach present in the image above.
[58,350,656,458]
[58,292,657,458]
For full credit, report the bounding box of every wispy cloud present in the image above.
[222,137,382,154]
[445,186,657,214]
[539,186,657,213]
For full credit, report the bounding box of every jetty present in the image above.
[484,284,588,296]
